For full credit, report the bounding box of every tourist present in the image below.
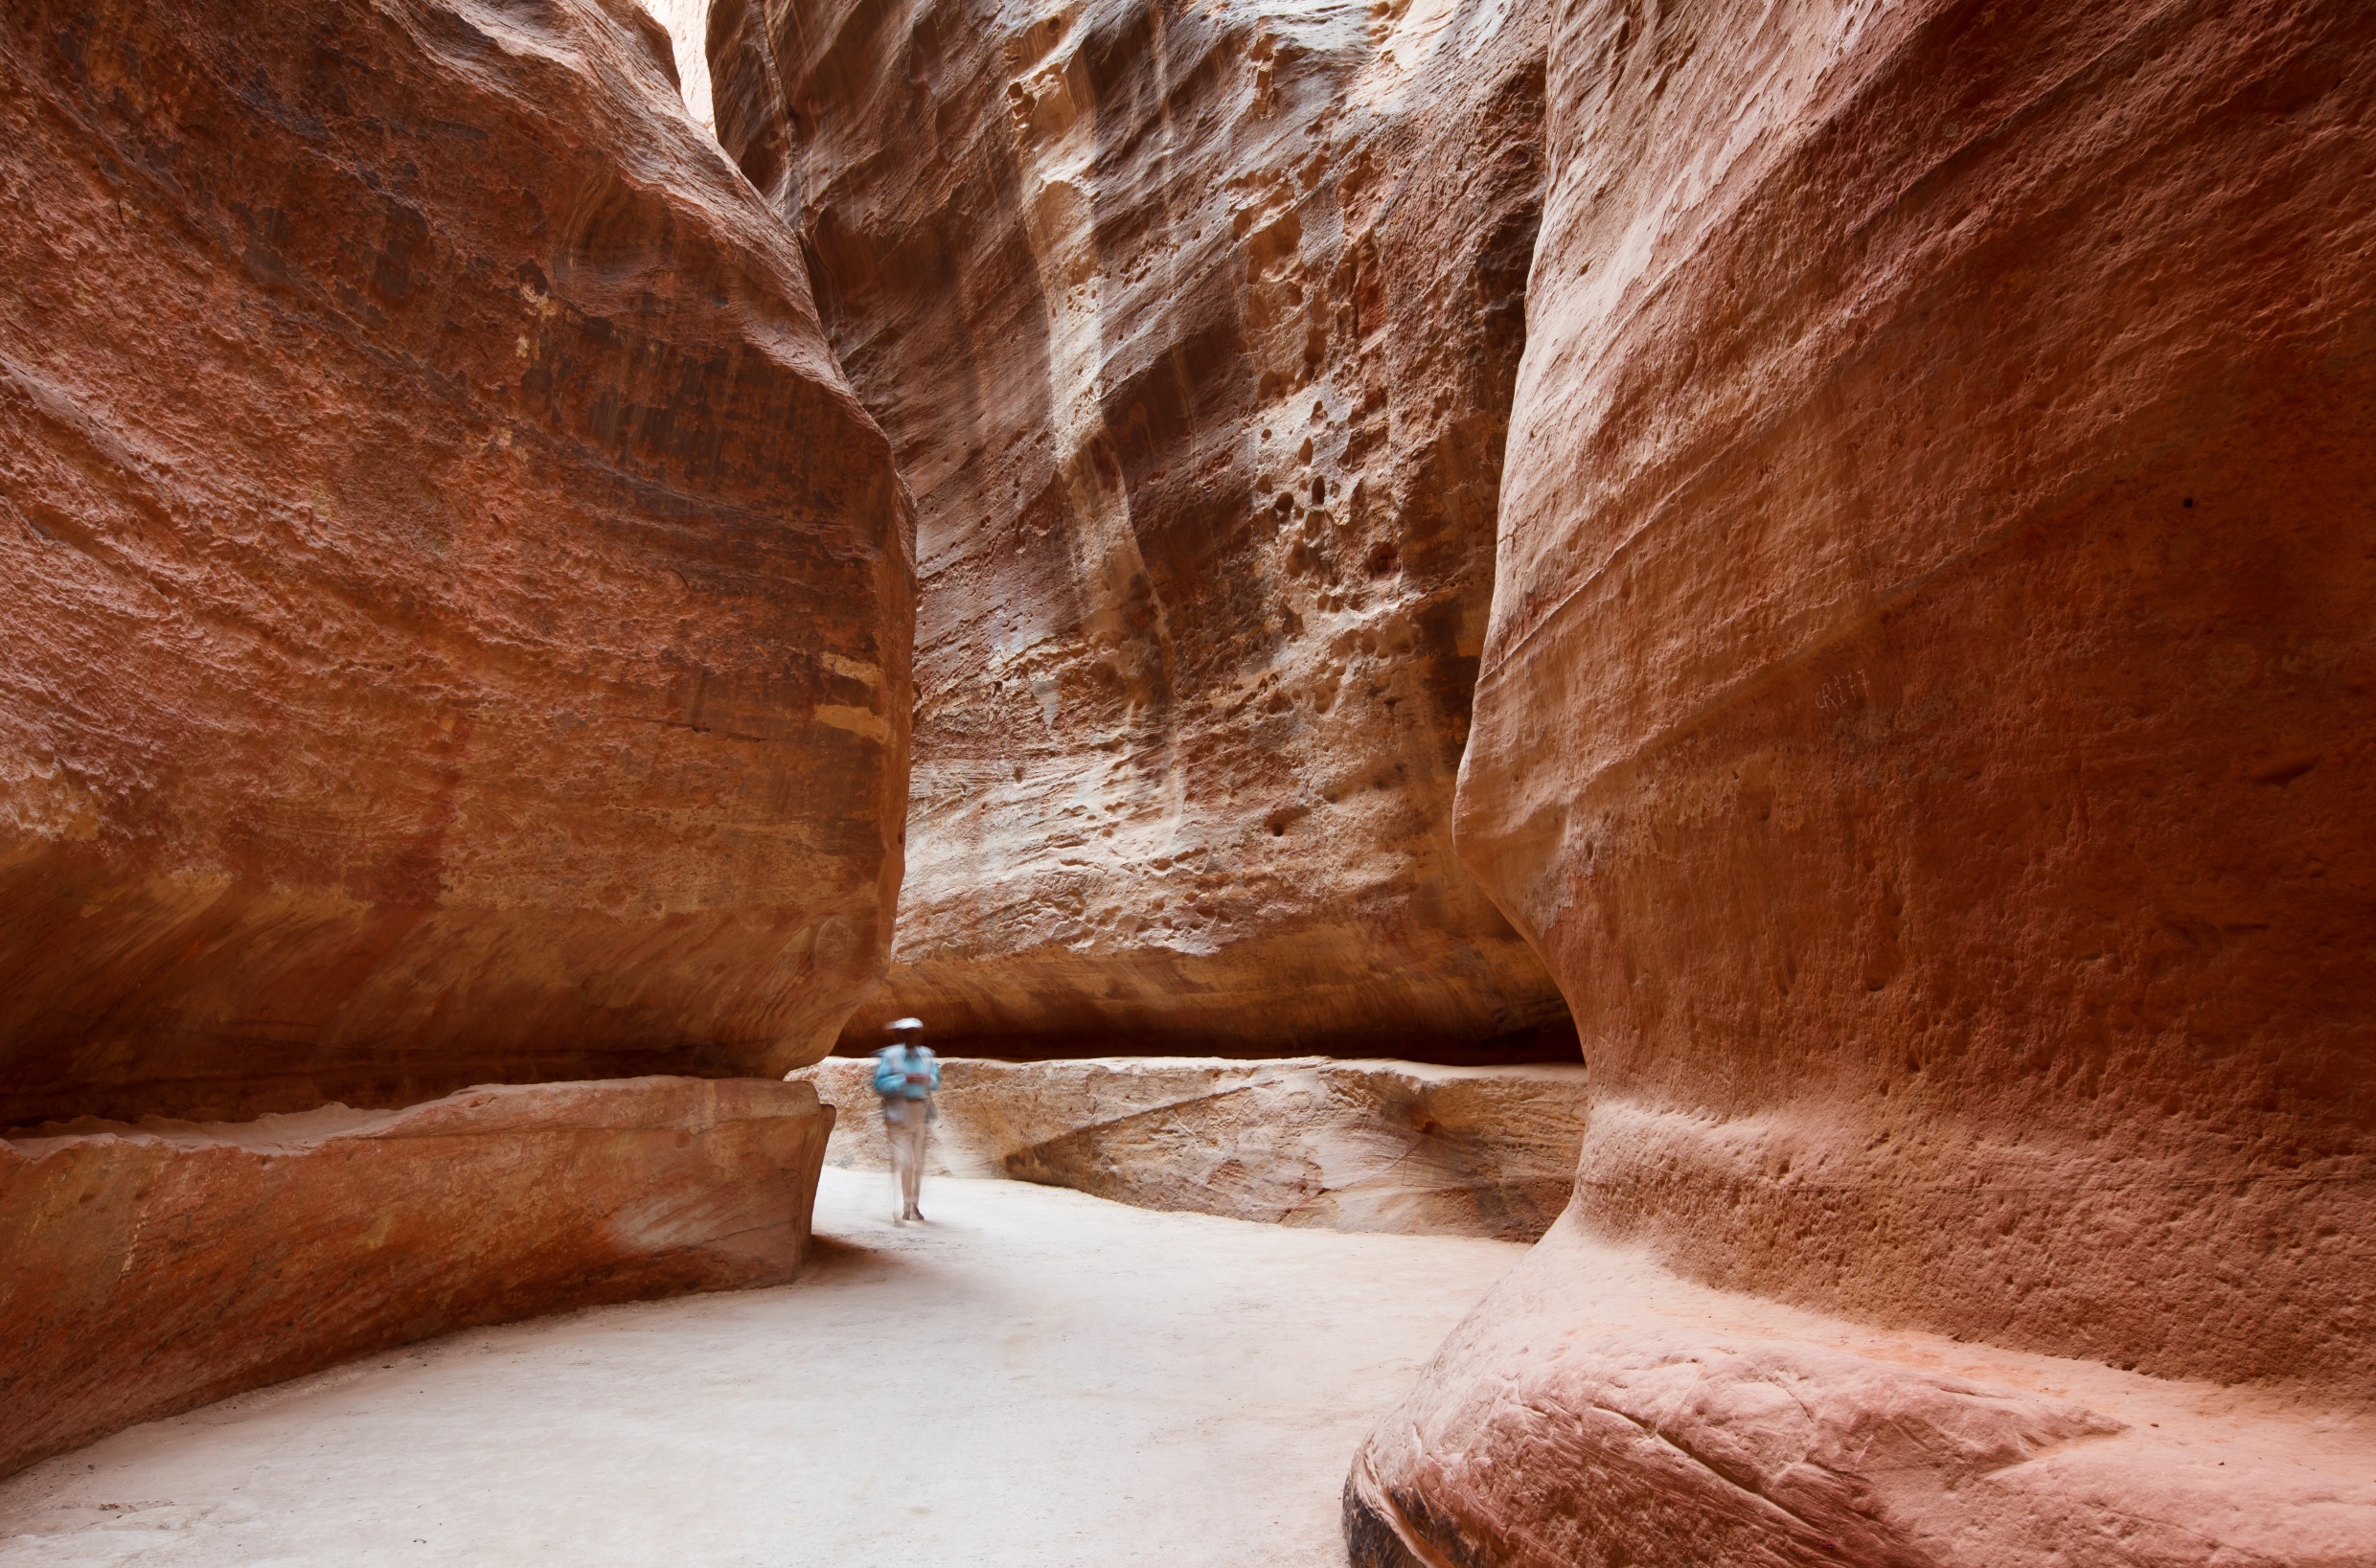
[873,1017,939,1221]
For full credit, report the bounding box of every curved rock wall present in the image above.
[711,0,1570,1057]
[1357,0,2376,1559]
[1457,0,2376,1395]
[0,0,912,1124]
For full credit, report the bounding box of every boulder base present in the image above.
[1349,1215,2376,1568]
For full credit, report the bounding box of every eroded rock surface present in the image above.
[1348,1216,2376,1568]
[0,0,911,1125]
[1361,0,2376,1559]
[0,1077,833,1482]
[793,1057,1588,1239]
[713,0,1568,1058]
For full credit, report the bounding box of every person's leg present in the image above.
[898,1107,925,1217]
[880,1098,912,1221]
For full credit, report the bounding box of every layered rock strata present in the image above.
[0,1077,833,1483]
[794,1057,1588,1239]
[712,0,1570,1057]
[1360,0,2376,1559]
[0,0,911,1125]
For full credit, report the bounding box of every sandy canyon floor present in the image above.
[0,1170,1523,1566]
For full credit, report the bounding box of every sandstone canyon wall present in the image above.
[711,0,1572,1057]
[0,0,912,1126]
[1355,0,2376,1560]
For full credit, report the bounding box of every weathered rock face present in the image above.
[0,1077,833,1483]
[0,0,912,1125]
[1349,1215,2376,1568]
[1358,0,2376,1559]
[795,1056,1589,1238]
[712,0,1570,1057]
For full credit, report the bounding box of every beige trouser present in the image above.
[881,1097,930,1215]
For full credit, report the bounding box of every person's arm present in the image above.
[873,1053,902,1095]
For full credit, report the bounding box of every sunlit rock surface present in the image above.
[1356,0,2376,1560]
[0,1078,833,1483]
[712,0,1569,1059]
[639,0,719,129]
[0,0,911,1125]
[794,1056,1588,1239]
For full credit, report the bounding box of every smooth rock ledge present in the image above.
[0,1076,832,1482]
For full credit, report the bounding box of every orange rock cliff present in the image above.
[1350,0,2376,1560]
[710,0,1576,1060]
[1,0,891,1473]
[0,0,912,1128]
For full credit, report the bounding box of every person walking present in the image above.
[873,1017,940,1221]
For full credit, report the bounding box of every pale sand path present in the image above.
[0,1169,1523,1566]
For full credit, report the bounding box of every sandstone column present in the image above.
[1355,0,2376,1559]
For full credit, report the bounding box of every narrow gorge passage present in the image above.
[5,0,2372,1561]
[0,1170,1525,1566]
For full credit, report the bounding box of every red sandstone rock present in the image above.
[1360,0,2376,1559]
[794,1055,1590,1238]
[0,0,912,1125]
[1349,1216,2376,1567]
[0,1076,833,1483]
[711,0,1568,1058]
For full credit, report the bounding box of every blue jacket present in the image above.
[873,1044,940,1100]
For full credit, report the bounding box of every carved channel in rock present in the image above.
[5,0,2373,1560]
[794,1056,1591,1239]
